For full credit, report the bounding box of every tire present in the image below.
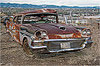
[23,38,49,58]
[23,38,34,55]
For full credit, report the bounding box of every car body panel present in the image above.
[6,9,93,53]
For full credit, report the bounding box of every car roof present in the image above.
[15,9,57,16]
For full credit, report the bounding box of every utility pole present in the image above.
[64,15,68,24]
[70,10,72,24]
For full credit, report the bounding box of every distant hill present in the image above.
[0,3,100,9]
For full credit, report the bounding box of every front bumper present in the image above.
[84,37,93,48]
[29,38,93,53]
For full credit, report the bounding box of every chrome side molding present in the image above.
[34,38,85,43]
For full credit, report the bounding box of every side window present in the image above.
[17,16,22,24]
[13,16,22,24]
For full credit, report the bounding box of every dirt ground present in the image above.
[0,23,100,66]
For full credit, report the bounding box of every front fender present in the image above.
[19,30,34,45]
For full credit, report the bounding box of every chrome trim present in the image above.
[29,46,47,49]
[83,37,93,44]
[34,39,85,43]
[85,37,91,40]
[28,40,47,49]
[28,38,87,53]
[29,43,86,53]
[49,44,86,53]
[86,41,93,44]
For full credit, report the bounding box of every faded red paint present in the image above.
[23,23,79,34]
[18,9,57,15]
[7,9,82,43]
[23,23,81,39]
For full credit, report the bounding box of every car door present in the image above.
[12,16,22,43]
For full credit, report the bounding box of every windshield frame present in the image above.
[22,13,58,24]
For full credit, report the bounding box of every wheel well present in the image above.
[23,37,27,44]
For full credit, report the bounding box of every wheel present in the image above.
[23,38,49,58]
[23,38,33,55]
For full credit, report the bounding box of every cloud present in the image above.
[1,0,100,6]
[0,0,12,3]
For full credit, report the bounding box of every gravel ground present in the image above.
[0,23,100,66]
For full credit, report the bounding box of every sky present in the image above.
[1,0,100,6]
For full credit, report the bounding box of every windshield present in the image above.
[23,14,57,24]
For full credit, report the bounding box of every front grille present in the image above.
[44,40,84,51]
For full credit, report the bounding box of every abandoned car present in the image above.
[6,9,92,54]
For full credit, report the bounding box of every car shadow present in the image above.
[34,50,86,59]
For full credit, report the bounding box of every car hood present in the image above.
[22,23,79,34]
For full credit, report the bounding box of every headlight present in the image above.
[87,31,91,35]
[82,29,91,35]
[35,30,48,40]
[41,32,47,38]
[82,31,86,35]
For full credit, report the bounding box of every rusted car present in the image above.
[6,9,92,55]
